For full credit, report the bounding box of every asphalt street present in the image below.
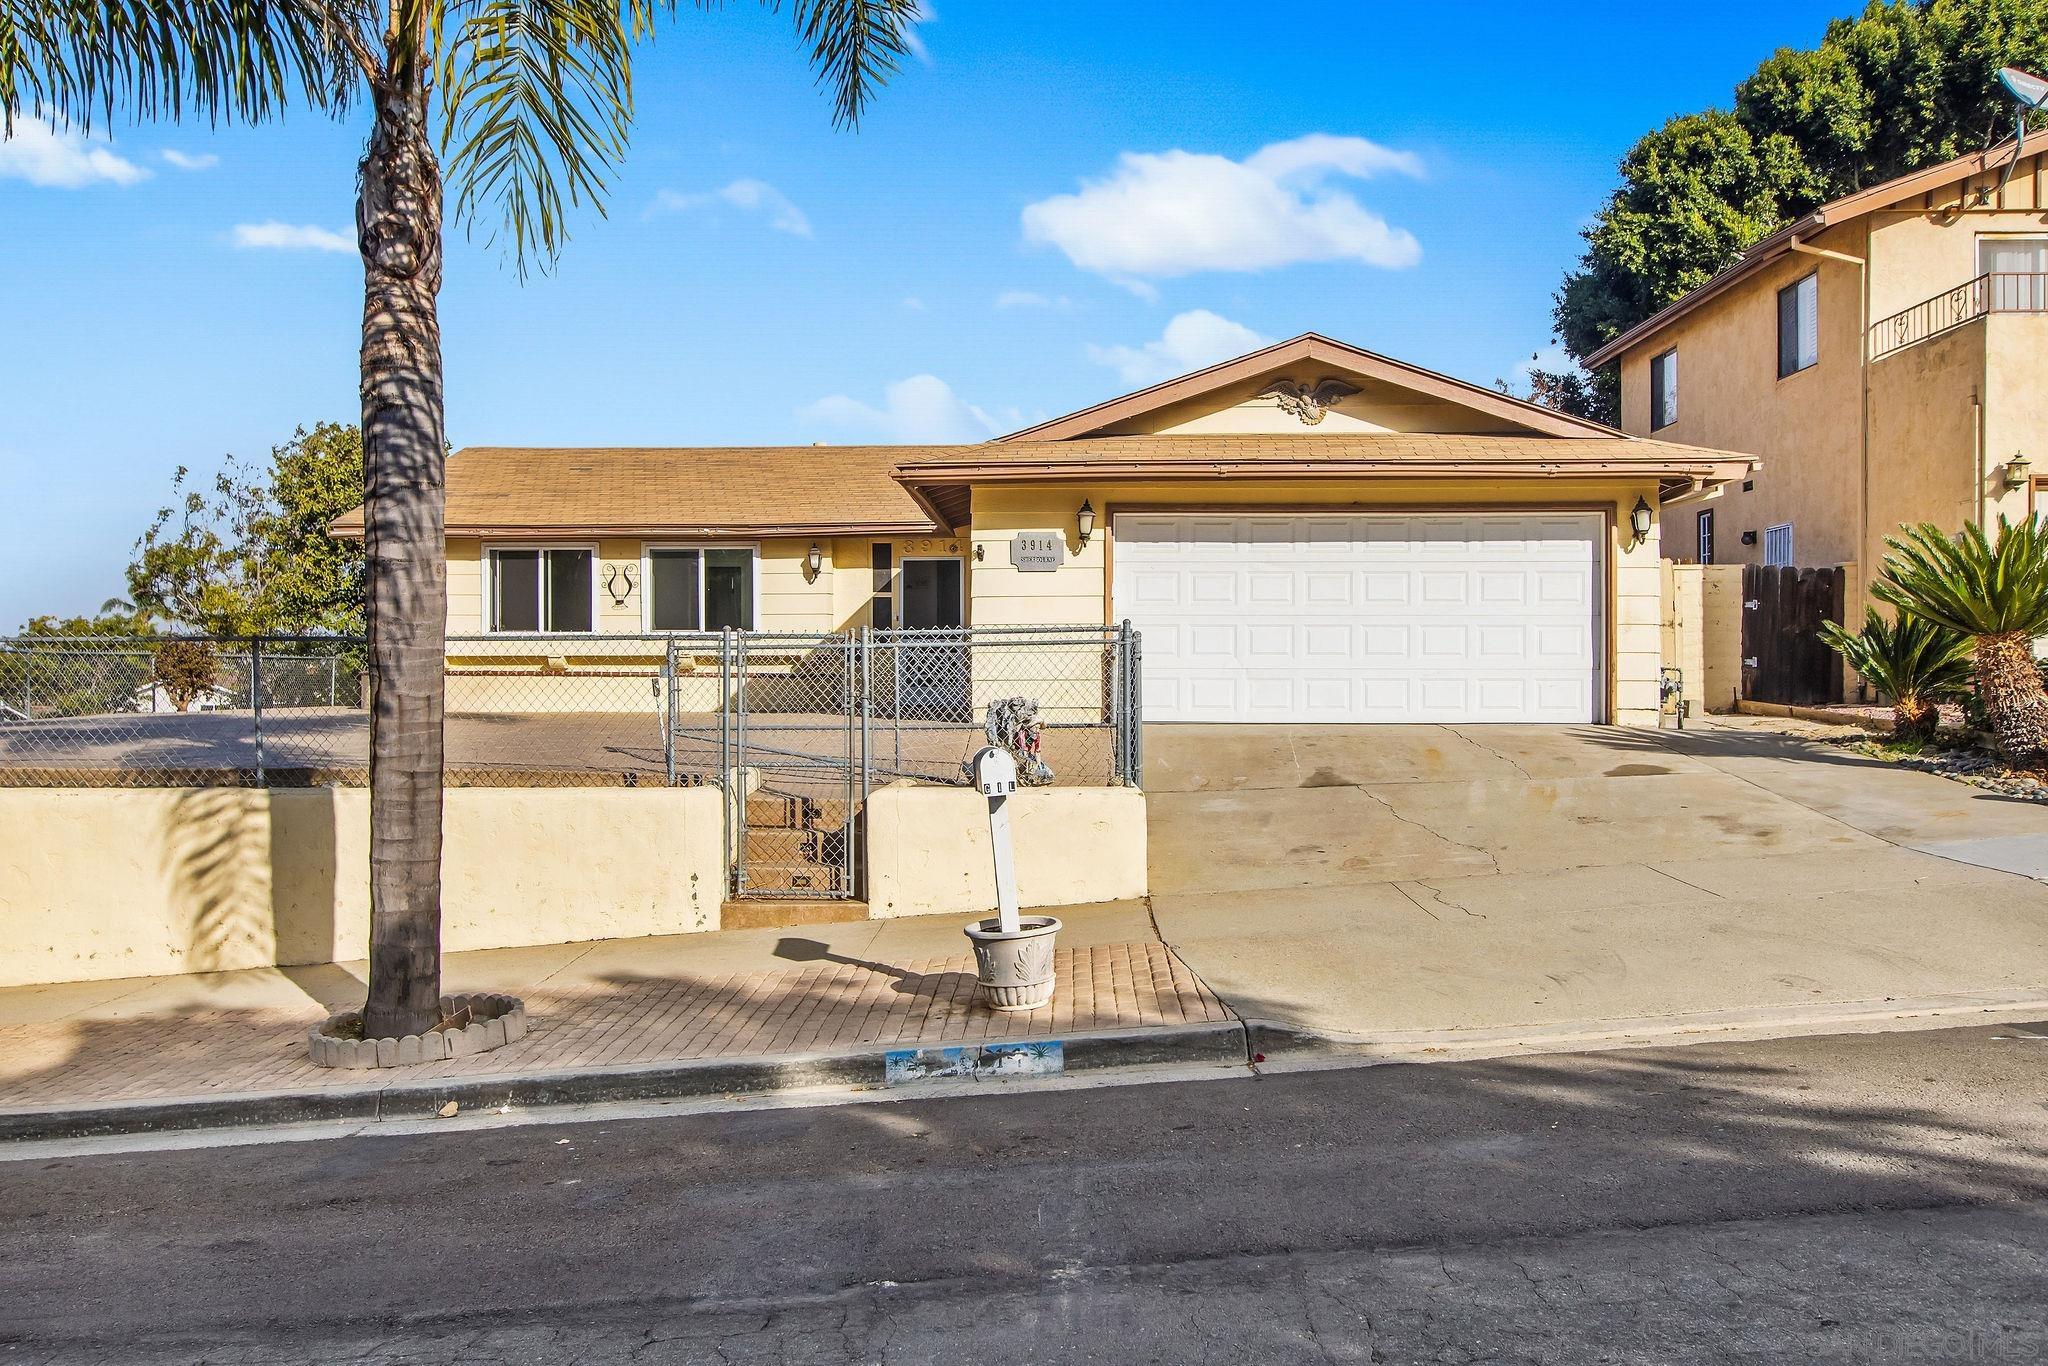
[5,1024,2048,1364]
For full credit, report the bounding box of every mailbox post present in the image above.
[961,745,1061,1011]
[972,745,1021,935]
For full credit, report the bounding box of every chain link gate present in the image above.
[724,631,863,900]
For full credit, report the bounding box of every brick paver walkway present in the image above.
[0,942,1230,1113]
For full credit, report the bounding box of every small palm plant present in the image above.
[1871,518,2048,764]
[1819,609,1973,742]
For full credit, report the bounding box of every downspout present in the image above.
[1790,235,1870,584]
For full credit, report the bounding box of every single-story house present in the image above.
[338,333,1755,726]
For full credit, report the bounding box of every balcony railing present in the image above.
[1870,272,2048,359]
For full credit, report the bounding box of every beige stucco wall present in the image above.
[1663,562,1744,715]
[863,782,1147,919]
[1622,221,1867,574]
[0,786,724,987]
[968,479,1667,726]
[1626,177,2048,600]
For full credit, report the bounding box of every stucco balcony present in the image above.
[1871,272,2048,359]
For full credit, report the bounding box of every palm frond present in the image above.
[0,0,359,135]
[1869,517,2048,639]
[785,0,915,128]
[1820,607,1973,704]
[438,0,633,275]
[645,0,914,126]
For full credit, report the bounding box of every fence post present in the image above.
[1123,619,1142,789]
[249,638,265,787]
[857,627,872,811]
[327,655,338,707]
[662,637,677,786]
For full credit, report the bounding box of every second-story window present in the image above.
[1979,237,2048,311]
[1650,348,1678,430]
[1777,272,1819,378]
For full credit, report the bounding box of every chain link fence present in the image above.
[0,627,1142,797]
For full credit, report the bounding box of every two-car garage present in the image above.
[1109,511,1606,725]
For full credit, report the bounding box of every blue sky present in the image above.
[0,0,1853,630]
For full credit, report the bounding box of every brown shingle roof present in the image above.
[330,445,942,537]
[333,434,1759,539]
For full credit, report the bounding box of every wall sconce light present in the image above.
[1076,499,1097,548]
[2004,451,2033,492]
[1740,529,1758,546]
[1628,496,1653,547]
[804,542,823,583]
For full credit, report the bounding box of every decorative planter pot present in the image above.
[307,993,527,1069]
[963,916,1062,1011]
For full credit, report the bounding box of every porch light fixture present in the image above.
[2004,451,2033,492]
[1076,500,1096,548]
[1628,496,1654,547]
[804,542,824,582]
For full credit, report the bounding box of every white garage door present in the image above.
[1112,512,1604,724]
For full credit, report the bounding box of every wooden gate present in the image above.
[1741,565,1845,706]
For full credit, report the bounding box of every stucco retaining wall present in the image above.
[863,782,1148,919]
[0,786,724,987]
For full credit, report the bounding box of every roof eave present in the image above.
[900,459,1755,485]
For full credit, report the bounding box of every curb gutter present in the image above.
[1243,992,2048,1069]
[0,1021,1252,1144]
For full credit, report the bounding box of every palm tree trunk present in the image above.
[358,80,448,1041]
[1974,630,2048,765]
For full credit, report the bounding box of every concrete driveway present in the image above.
[1146,719,2048,1057]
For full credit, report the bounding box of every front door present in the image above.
[896,558,968,722]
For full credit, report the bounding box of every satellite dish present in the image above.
[1992,66,2048,197]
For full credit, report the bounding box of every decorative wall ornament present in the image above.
[1258,376,1360,426]
[602,561,639,608]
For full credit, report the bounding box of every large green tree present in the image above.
[3,0,914,1039]
[127,423,370,636]
[1538,0,2048,422]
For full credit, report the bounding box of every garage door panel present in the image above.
[1113,512,1603,724]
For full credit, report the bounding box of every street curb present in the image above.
[0,1021,1251,1144]
[1241,992,2048,1069]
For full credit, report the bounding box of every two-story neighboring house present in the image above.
[1588,137,2048,604]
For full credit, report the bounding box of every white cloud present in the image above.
[0,122,150,188]
[799,374,1016,443]
[648,178,812,237]
[1022,133,1423,287]
[900,295,926,311]
[1086,310,1272,387]
[903,2,935,64]
[995,289,1074,311]
[160,149,219,171]
[231,221,353,253]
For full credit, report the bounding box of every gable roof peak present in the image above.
[1000,331,1625,442]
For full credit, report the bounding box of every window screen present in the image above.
[1764,522,1795,567]
[648,549,701,631]
[705,549,752,630]
[1777,273,1818,377]
[1650,349,1678,430]
[647,548,754,632]
[547,550,592,632]
[491,550,541,632]
[490,548,592,632]
[1696,509,1714,565]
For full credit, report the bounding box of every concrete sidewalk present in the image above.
[0,903,1238,1141]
